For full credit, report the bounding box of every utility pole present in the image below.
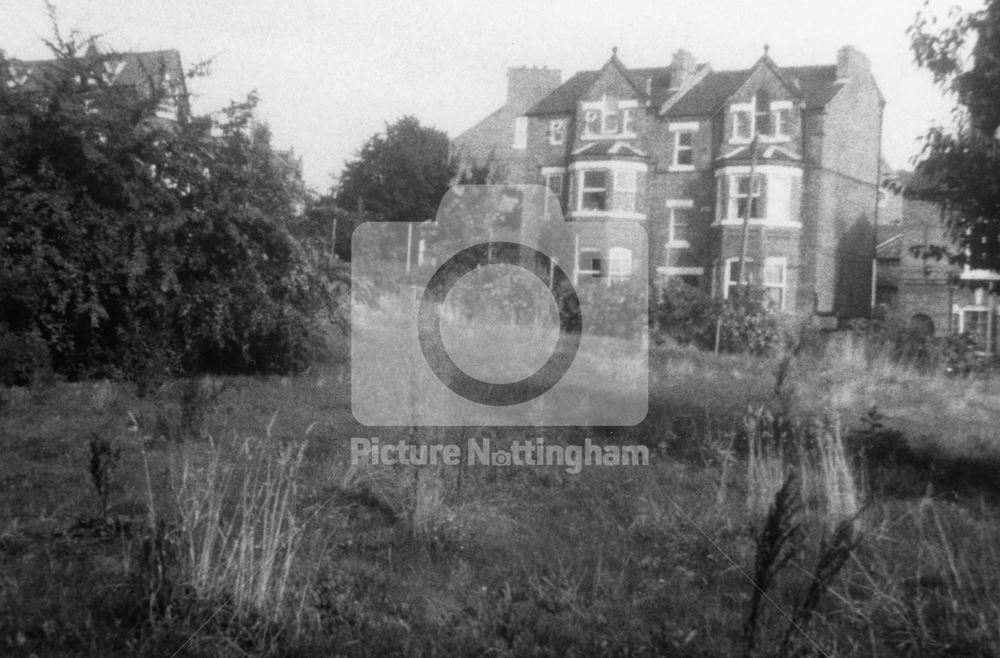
[736,133,759,297]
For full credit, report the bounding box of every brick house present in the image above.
[451,45,885,322]
[2,46,189,123]
[876,173,1000,352]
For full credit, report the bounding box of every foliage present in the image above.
[652,277,720,348]
[334,115,454,224]
[717,288,786,355]
[848,314,993,375]
[0,31,346,381]
[907,1,1000,272]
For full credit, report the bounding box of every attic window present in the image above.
[755,91,772,136]
[731,96,793,142]
[581,96,638,137]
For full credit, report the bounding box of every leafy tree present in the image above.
[335,115,454,223]
[0,30,345,382]
[907,0,1000,272]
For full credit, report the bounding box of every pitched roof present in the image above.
[526,70,601,115]
[666,64,842,117]
[527,56,844,118]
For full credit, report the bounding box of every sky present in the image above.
[0,0,985,192]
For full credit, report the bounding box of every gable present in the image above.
[579,58,644,104]
[725,60,801,108]
[664,64,842,118]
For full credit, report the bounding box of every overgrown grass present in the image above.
[2,330,1000,655]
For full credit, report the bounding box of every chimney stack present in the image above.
[836,45,870,80]
[507,66,562,113]
[668,49,697,90]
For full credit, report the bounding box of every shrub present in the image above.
[652,278,719,348]
[0,37,347,381]
[0,327,52,386]
[717,288,786,356]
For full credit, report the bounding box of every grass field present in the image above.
[2,329,1000,656]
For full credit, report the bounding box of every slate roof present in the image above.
[527,58,844,118]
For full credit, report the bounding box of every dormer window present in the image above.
[602,111,619,133]
[581,96,638,138]
[622,108,636,133]
[733,109,752,141]
[754,91,772,136]
[732,94,793,142]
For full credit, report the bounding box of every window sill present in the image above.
[570,210,647,221]
[580,132,638,141]
[668,164,696,172]
[715,219,802,228]
[665,241,690,248]
[657,266,703,276]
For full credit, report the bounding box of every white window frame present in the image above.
[666,199,694,247]
[568,160,647,220]
[549,119,567,145]
[723,257,750,299]
[731,174,765,220]
[762,257,787,310]
[760,100,793,143]
[578,247,603,280]
[715,166,802,227]
[730,102,754,143]
[513,116,528,149]
[669,121,697,171]
[542,166,566,218]
[622,107,636,134]
[581,96,638,139]
[607,246,633,280]
[953,302,997,350]
[723,257,787,310]
[731,96,795,144]
[580,169,609,211]
[614,169,637,213]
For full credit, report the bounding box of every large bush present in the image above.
[0,38,346,381]
[653,280,785,355]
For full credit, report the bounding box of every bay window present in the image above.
[581,170,608,210]
[734,175,765,219]
[569,161,647,218]
[614,169,636,212]
[716,168,798,225]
